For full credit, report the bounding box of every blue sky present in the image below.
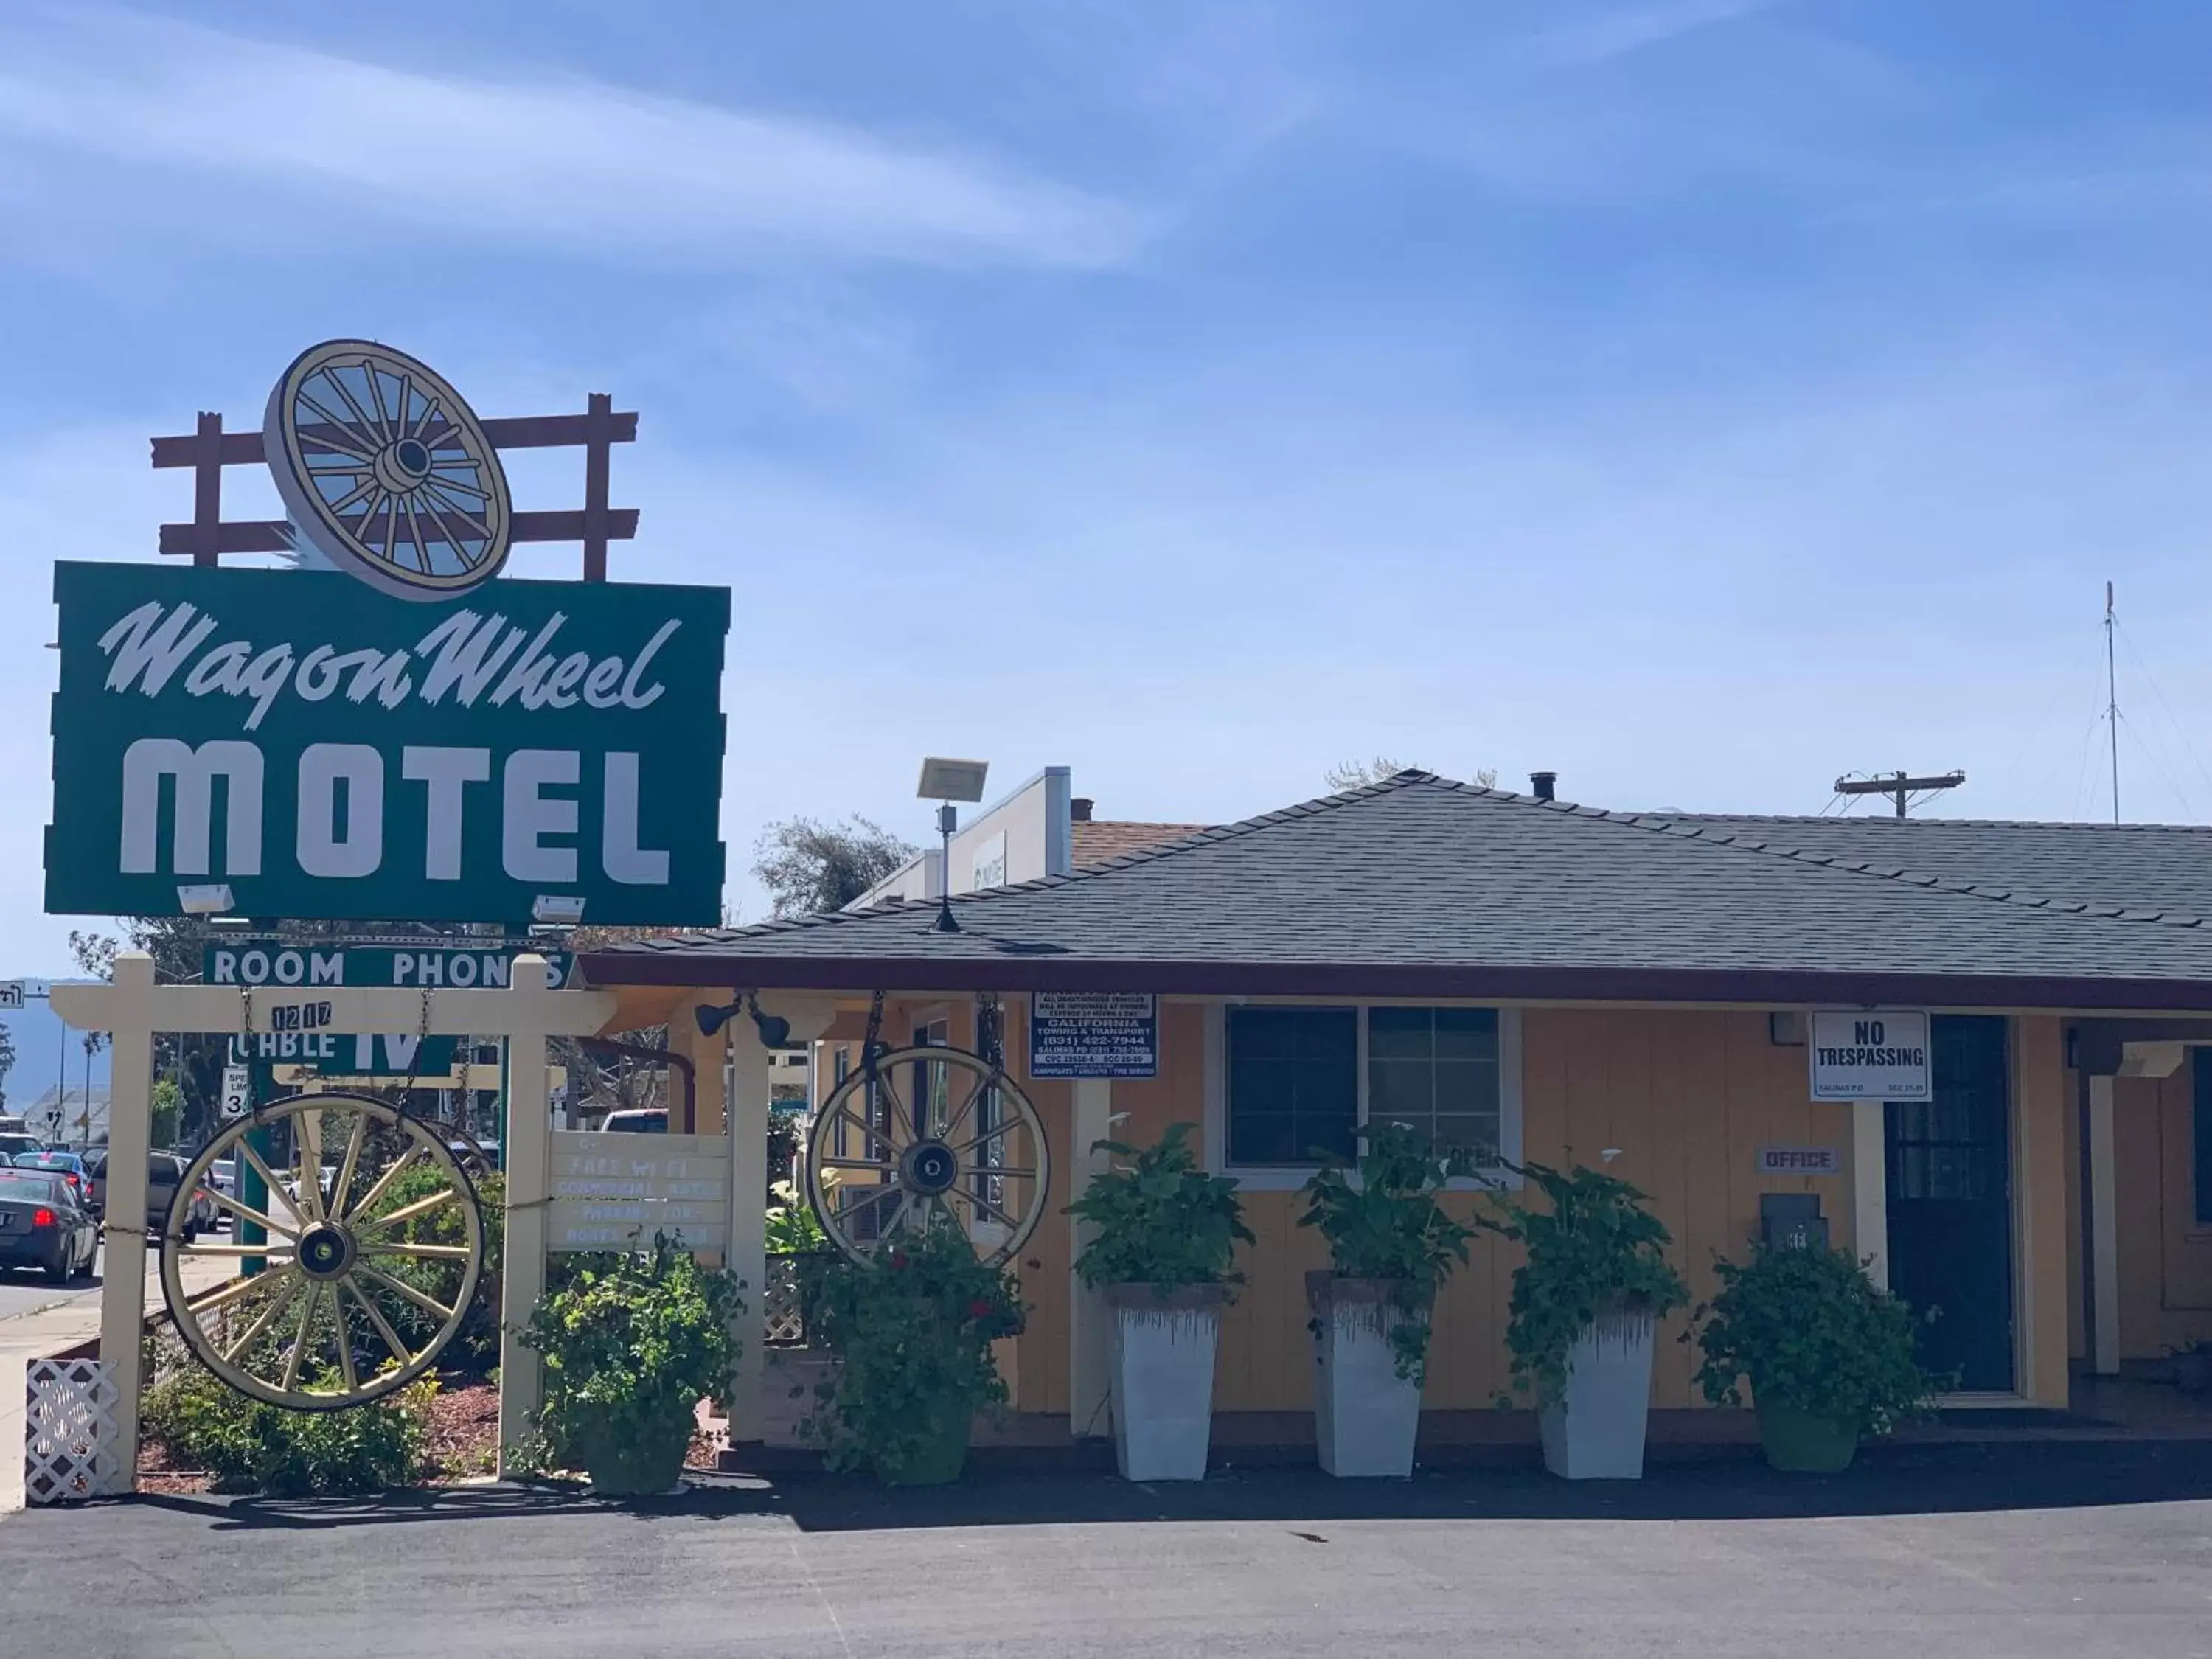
[3,1,2212,971]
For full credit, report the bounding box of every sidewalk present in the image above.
[2,1250,237,1512]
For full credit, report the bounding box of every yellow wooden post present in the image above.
[496,954,553,1478]
[96,953,156,1494]
[1069,1077,1113,1438]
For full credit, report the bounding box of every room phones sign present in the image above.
[1807,1009,1932,1102]
[44,561,729,925]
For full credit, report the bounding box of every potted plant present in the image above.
[802,1217,1025,1485]
[1489,1160,1688,1480]
[518,1233,744,1495]
[1298,1122,1475,1478]
[1688,1242,1944,1473]
[1066,1122,1254,1481]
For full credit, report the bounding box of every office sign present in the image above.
[1756,1144,1843,1178]
[228,1029,458,1079]
[1029,992,1158,1079]
[46,561,729,925]
[204,940,577,989]
[546,1130,728,1253]
[1807,1009,1932,1102]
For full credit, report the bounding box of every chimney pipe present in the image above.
[1070,797,1094,822]
[1530,771,1557,801]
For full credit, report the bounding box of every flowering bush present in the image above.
[802,1218,1025,1482]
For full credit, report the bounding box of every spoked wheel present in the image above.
[262,338,513,600]
[160,1093,486,1411]
[804,1045,1049,1268]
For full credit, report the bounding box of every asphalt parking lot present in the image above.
[5,1442,2212,1658]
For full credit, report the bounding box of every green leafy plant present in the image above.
[142,1338,434,1495]
[366,1164,504,1376]
[767,1178,829,1254]
[1687,1243,1945,1437]
[1487,1160,1689,1406]
[1066,1122,1253,1292]
[150,1076,184,1149]
[519,1233,743,1485]
[1298,1121,1475,1382]
[802,1219,1024,1481]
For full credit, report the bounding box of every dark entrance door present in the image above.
[1885,1015,2014,1391]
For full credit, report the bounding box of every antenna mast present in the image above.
[2105,580,2121,824]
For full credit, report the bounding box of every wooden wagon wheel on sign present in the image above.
[263,338,514,599]
[159,1092,486,1411]
[804,1046,1049,1268]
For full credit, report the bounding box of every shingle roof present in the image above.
[1072,819,1211,869]
[587,775,2212,1008]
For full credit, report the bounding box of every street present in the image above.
[4,1445,2212,1658]
[0,1241,165,1324]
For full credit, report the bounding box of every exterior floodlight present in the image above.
[531,894,587,925]
[177,883,234,915]
[917,757,989,804]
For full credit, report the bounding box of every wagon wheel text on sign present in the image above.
[161,1093,486,1411]
[804,1045,1049,1268]
[262,339,514,599]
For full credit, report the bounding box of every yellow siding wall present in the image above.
[839,998,2078,1414]
[2114,1066,2212,1359]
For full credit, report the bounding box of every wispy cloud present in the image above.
[0,8,1138,269]
[1529,0,1780,67]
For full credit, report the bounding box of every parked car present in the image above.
[0,1132,46,1163]
[84,1150,206,1239]
[599,1108,667,1134]
[10,1150,95,1213]
[0,1169,98,1284]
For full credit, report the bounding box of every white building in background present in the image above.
[846,765,1206,908]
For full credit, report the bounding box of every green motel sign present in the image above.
[46,562,729,925]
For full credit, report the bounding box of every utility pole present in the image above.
[2105,580,2121,824]
[1834,769,1967,818]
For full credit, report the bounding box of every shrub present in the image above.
[366,1163,503,1376]
[141,1340,434,1496]
[767,1179,829,1254]
[519,1234,742,1476]
[1298,1122,1476,1382]
[1066,1122,1253,1292]
[1687,1243,1946,1437]
[1487,1160,1688,1407]
[802,1220,1023,1481]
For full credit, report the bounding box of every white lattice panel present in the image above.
[24,1359,123,1503]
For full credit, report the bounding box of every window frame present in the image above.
[1204,1000,1523,1192]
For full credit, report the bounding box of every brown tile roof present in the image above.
[1073,820,1210,869]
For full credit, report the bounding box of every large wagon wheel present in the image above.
[160,1093,486,1411]
[804,1046,1048,1268]
[262,338,513,600]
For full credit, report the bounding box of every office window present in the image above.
[1368,1006,1503,1168]
[1226,1007,1357,1166]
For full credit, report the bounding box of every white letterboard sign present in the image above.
[545,1130,730,1253]
[1029,992,1158,1079]
[1807,1009,1932,1102]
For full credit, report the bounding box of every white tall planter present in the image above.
[1107,1284,1226,1481]
[1537,1307,1658,1480]
[1307,1273,1426,1478]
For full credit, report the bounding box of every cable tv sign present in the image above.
[45,560,728,925]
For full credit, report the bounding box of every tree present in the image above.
[0,1019,15,1111]
[151,1077,183,1149]
[1324,757,1498,790]
[753,816,917,919]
